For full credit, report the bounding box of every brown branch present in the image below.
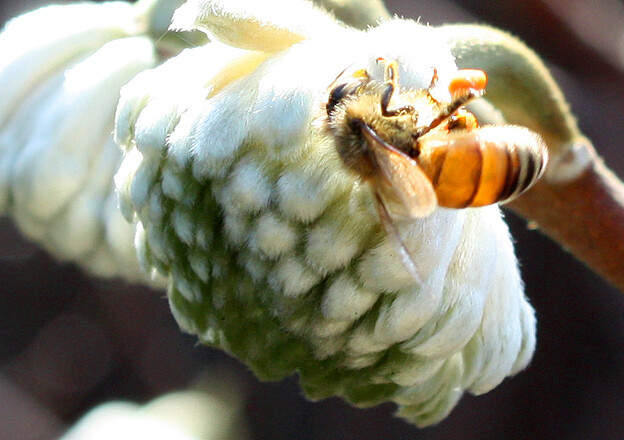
[508,146,624,291]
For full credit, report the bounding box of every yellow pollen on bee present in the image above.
[448,69,488,97]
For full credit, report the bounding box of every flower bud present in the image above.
[60,389,246,440]
[114,0,537,426]
[0,1,170,282]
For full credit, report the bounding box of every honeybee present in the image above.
[325,58,548,282]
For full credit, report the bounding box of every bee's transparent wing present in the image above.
[171,0,339,53]
[373,191,423,284]
[361,123,438,218]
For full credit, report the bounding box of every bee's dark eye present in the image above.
[326,83,349,115]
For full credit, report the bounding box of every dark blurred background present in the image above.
[2,0,624,439]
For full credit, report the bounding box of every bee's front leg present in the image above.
[377,58,415,117]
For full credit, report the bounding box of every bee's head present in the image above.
[325,68,372,117]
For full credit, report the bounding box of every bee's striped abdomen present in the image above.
[418,125,548,208]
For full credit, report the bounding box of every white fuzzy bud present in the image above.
[59,389,246,440]
[0,1,163,283]
[114,0,537,426]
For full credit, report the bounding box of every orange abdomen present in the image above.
[417,126,547,208]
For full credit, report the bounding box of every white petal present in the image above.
[171,0,338,52]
